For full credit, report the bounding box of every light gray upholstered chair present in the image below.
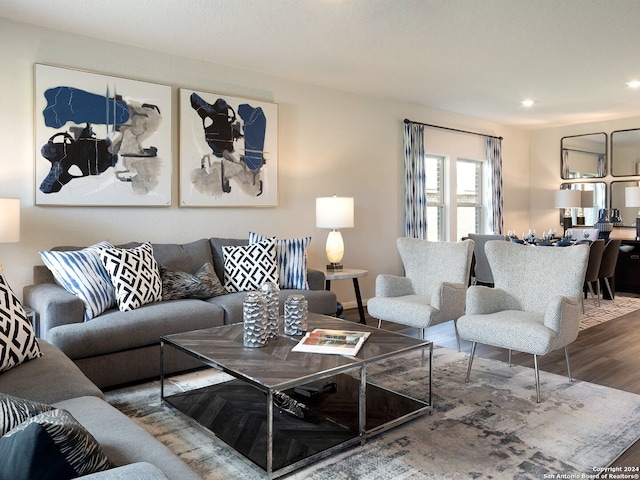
[367,238,474,351]
[468,233,506,286]
[457,240,589,402]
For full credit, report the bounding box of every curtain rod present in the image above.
[404,118,503,141]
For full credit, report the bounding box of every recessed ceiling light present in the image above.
[627,80,640,89]
[521,99,535,107]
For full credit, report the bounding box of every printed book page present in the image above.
[291,329,371,355]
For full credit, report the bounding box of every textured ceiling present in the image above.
[2,0,640,129]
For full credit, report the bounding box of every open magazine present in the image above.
[291,329,371,356]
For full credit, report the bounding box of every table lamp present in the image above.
[625,186,640,240]
[554,189,581,235]
[316,196,354,270]
[0,198,20,272]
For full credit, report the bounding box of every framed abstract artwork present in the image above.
[34,64,172,206]
[179,88,278,207]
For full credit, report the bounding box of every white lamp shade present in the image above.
[316,197,354,229]
[554,190,581,208]
[626,186,640,208]
[0,198,20,243]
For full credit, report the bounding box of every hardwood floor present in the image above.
[342,306,640,468]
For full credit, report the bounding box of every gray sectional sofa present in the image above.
[0,340,200,479]
[24,237,337,389]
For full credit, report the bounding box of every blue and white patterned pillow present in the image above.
[40,241,116,321]
[248,232,310,290]
[223,239,278,293]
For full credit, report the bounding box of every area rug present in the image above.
[105,347,640,479]
[580,293,640,330]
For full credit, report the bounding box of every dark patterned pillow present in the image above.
[160,262,225,300]
[223,239,278,292]
[0,408,112,479]
[0,273,42,373]
[99,243,162,312]
[0,393,53,437]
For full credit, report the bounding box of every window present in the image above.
[425,155,444,241]
[456,159,483,236]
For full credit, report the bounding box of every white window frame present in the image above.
[425,155,445,241]
[456,158,484,236]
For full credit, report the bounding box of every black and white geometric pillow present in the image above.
[99,243,162,312]
[0,408,112,478]
[0,273,42,374]
[223,239,278,293]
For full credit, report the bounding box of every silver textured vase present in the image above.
[243,291,267,348]
[261,281,280,340]
[284,294,308,336]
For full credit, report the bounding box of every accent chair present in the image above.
[367,237,474,351]
[457,240,589,402]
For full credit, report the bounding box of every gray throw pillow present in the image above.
[160,262,225,300]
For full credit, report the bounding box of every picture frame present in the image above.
[34,64,172,206]
[179,88,278,207]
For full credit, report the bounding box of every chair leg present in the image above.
[586,282,598,307]
[421,328,426,366]
[377,318,382,329]
[604,277,615,302]
[564,346,573,382]
[454,319,461,352]
[533,354,541,403]
[465,342,477,383]
[508,349,512,367]
[581,295,585,313]
[596,280,601,307]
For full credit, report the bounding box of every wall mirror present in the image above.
[560,133,607,179]
[558,182,606,227]
[611,128,640,176]
[610,180,640,227]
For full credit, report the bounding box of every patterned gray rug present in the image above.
[580,293,640,330]
[105,347,640,479]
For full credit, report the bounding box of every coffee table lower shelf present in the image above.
[163,373,431,477]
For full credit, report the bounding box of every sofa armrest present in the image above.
[307,268,326,291]
[23,283,84,339]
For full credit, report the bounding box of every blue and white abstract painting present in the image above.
[34,64,172,206]
[179,88,278,207]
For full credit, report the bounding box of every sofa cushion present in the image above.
[99,243,162,312]
[0,341,103,404]
[223,238,278,292]
[47,300,225,359]
[0,273,42,373]
[39,241,116,321]
[160,262,225,300]
[0,408,112,479]
[249,231,311,290]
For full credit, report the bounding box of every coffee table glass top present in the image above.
[162,313,429,391]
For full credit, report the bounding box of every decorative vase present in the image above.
[242,291,267,348]
[611,208,623,225]
[284,294,308,336]
[595,208,613,240]
[261,281,280,340]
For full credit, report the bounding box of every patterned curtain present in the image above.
[487,137,504,234]
[403,122,428,239]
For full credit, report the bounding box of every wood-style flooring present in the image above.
[342,305,640,468]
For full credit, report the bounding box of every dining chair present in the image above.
[467,234,506,286]
[597,239,622,302]
[583,239,605,310]
[367,238,474,351]
[457,240,589,402]
[569,228,600,242]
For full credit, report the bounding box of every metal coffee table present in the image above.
[160,313,432,479]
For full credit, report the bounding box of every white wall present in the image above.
[530,116,640,239]
[0,18,530,305]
